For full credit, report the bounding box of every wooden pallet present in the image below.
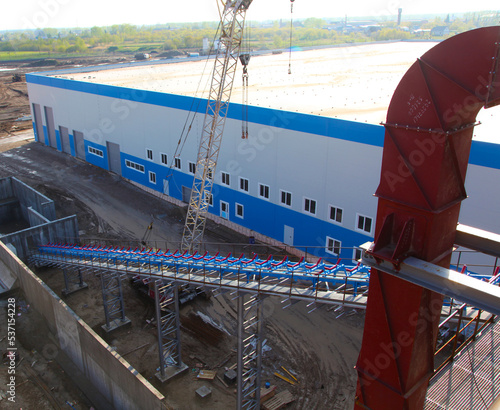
[262,390,295,410]
[197,370,217,380]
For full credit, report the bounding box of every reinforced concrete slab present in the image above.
[101,316,132,333]
[155,361,189,383]
[62,281,89,296]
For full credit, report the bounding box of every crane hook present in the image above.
[288,0,295,74]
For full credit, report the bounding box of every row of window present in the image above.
[233,174,373,235]
[143,150,374,235]
[88,146,104,158]
[148,149,184,171]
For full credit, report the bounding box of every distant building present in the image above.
[431,26,450,37]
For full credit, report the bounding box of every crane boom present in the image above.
[181,0,253,253]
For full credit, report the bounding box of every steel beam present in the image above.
[61,267,88,296]
[100,271,131,332]
[154,281,188,382]
[455,224,500,259]
[360,242,500,316]
[237,292,263,410]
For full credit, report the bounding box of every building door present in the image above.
[182,186,192,203]
[284,225,294,246]
[220,201,229,220]
[59,126,71,154]
[32,103,44,143]
[44,106,57,149]
[73,130,85,160]
[106,141,121,175]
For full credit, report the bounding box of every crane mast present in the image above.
[181,0,253,253]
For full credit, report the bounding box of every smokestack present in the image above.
[397,8,402,26]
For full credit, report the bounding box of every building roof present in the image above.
[45,41,498,143]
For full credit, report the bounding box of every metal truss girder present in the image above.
[31,248,370,307]
[361,242,500,316]
[181,0,252,253]
[61,267,87,295]
[154,280,184,379]
[237,292,263,410]
[100,271,129,330]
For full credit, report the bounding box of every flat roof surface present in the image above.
[49,41,498,143]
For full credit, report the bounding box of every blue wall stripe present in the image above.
[469,140,500,170]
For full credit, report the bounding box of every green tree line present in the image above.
[0,12,497,56]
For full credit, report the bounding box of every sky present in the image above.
[2,0,499,31]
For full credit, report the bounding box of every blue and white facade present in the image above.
[25,69,500,262]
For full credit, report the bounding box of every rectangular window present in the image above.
[353,248,362,261]
[259,183,270,199]
[329,205,343,224]
[280,190,292,207]
[235,203,244,218]
[207,168,213,180]
[357,214,373,234]
[88,146,104,158]
[239,177,249,192]
[146,149,153,160]
[161,153,168,165]
[149,171,156,184]
[204,192,213,206]
[125,159,145,173]
[221,171,230,186]
[189,162,196,174]
[304,197,317,215]
[174,157,181,169]
[326,237,341,256]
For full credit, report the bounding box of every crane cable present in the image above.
[164,21,223,192]
[240,20,251,139]
[288,0,295,74]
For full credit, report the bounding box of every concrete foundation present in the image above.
[0,177,79,259]
[0,241,168,410]
[155,362,189,383]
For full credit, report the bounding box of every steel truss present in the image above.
[100,271,131,332]
[154,280,188,381]
[61,267,88,296]
[33,244,372,306]
[30,242,500,406]
[181,0,253,253]
[237,292,264,410]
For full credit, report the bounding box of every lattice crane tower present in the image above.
[181,0,253,253]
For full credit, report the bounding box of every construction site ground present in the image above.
[0,65,364,409]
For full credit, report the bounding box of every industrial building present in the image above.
[25,41,500,263]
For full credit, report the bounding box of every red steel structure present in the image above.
[355,27,500,409]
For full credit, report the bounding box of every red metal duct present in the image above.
[355,27,500,409]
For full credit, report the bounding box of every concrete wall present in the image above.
[27,206,50,227]
[11,177,56,222]
[0,215,78,259]
[0,177,14,199]
[0,199,21,225]
[0,241,168,410]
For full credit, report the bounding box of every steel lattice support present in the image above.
[100,271,131,332]
[61,267,88,296]
[237,292,263,410]
[355,27,500,410]
[181,0,253,253]
[154,280,188,382]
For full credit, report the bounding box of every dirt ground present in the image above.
[0,59,365,410]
